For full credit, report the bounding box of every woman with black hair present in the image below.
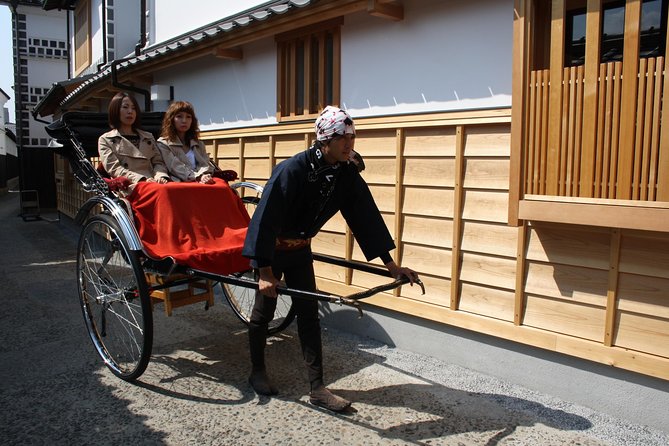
[98,91,169,188]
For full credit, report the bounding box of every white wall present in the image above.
[341,0,513,117]
[28,59,67,89]
[90,0,104,65]
[114,0,141,58]
[152,38,276,130]
[150,0,268,46]
[26,10,67,39]
[148,0,513,129]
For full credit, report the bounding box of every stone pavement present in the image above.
[0,191,667,446]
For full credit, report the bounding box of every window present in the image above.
[512,0,669,229]
[276,19,341,121]
[73,0,91,75]
[564,0,667,66]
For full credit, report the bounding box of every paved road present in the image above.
[0,192,667,446]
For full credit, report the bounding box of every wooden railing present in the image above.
[524,57,666,200]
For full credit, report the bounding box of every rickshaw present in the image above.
[45,111,424,382]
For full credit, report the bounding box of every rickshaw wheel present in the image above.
[220,267,296,335]
[77,213,153,381]
[222,187,296,335]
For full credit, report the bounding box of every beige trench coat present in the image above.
[156,137,213,182]
[98,128,169,184]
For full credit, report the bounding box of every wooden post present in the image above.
[546,0,565,196]
[514,222,528,326]
[509,0,528,225]
[604,228,622,346]
[450,125,465,310]
[657,6,669,200]
[616,0,641,199]
[580,0,602,198]
[394,128,405,296]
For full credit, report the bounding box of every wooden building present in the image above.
[33,0,669,429]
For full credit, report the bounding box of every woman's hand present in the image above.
[198,173,214,184]
[157,177,169,184]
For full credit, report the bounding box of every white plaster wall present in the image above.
[152,38,276,130]
[90,0,104,67]
[149,0,513,129]
[150,0,268,46]
[28,59,67,90]
[341,0,513,117]
[114,1,141,58]
[25,9,67,40]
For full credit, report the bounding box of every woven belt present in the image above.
[275,237,311,251]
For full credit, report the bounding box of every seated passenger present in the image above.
[98,91,170,188]
[157,101,215,184]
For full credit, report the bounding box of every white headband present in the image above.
[314,106,355,141]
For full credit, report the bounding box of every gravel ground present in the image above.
[1,192,668,446]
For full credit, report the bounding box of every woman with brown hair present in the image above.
[157,100,215,184]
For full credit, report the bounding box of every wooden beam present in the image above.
[214,46,243,59]
[518,197,669,232]
[367,0,403,21]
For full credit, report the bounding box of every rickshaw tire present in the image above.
[77,213,153,381]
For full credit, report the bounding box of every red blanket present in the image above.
[127,178,251,275]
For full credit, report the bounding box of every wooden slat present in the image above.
[609,62,623,198]
[559,67,571,195]
[572,65,584,196]
[404,127,457,157]
[332,26,341,107]
[524,261,608,305]
[461,221,518,258]
[657,5,669,200]
[648,57,663,201]
[619,230,669,279]
[527,70,538,194]
[616,0,642,199]
[617,273,669,317]
[460,253,517,291]
[462,190,509,223]
[525,221,611,269]
[402,186,453,218]
[540,69,550,193]
[288,41,297,117]
[594,63,606,198]
[450,125,465,310]
[604,229,621,346]
[580,0,602,198]
[615,311,669,357]
[640,58,656,200]
[546,0,565,195]
[460,283,515,323]
[394,129,405,296]
[524,294,605,342]
[514,223,528,325]
[632,57,648,200]
[303,37,312,114]
[462,159,510,190]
